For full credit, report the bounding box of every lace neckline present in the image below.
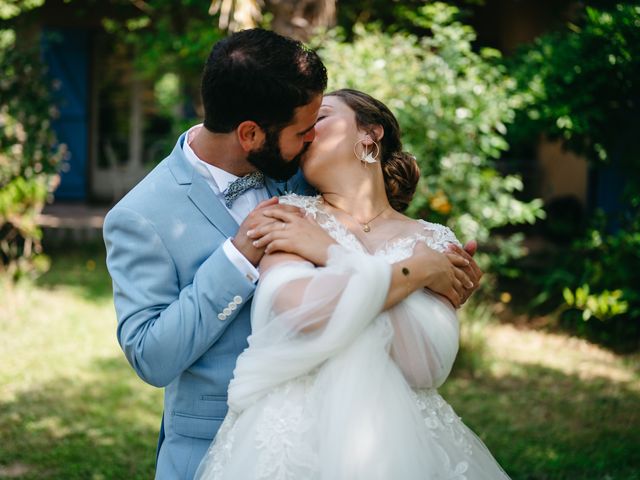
[279,194,460,260]
[289,195,431,257]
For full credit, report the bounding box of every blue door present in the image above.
[591,163,626,233]
[42,28,89,201]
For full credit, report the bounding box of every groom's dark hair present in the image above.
[201,29,327,133]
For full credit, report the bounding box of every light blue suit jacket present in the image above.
[103,132,313,479]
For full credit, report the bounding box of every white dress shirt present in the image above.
[183,124,267,283]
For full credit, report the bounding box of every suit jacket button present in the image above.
[228,303,237,311]
[223,307,232,316]
[233,295,243,304]
[217,313,227,321]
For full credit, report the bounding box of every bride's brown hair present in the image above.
[325,89,420,212]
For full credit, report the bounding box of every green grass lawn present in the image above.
[1,244,639,479]
[0,245,162,479]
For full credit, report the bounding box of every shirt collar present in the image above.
[183,124,239,194]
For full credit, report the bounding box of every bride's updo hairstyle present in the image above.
[325,89,420,212]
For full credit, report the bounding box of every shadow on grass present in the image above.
[1,355,638,479]
[496,254,640,354]
[36,241,113,302]
[443,362,640,480]
[0,356,162,480]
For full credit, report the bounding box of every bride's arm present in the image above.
[387,291,460,389]
[251,208,471,309]
[386,231,465,389]
[229,236,460,410]
[258,252,330,332]
[259,244,463,317]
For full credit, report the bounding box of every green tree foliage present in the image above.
[101,1,223,79]
[317,3,544,277]
[0,29,64,279]
[509,3,640,174]
[0,0,45,20]
[96,0,224,126]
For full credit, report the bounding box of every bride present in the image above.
[195,89,510,479]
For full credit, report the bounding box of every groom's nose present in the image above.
[302,127,316,143]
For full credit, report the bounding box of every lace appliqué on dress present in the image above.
[376,220,461,263]
[279,194,367,254]
[278,193,323,218]
[254,379,319,480]
[413,389,472,480]
[279,194,461,260]
[199,412,239,479]
[416,219,462,252]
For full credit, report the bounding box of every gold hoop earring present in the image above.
[353,139,380,164]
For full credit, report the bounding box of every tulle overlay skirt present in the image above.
[195,320,510,480]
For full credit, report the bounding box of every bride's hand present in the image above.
[413,242,473,309]
[247,209,337,266]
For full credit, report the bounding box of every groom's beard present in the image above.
[247,130,310,181]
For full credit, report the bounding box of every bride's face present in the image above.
[300,95,363,186]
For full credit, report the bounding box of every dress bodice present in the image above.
[279,194,461,263]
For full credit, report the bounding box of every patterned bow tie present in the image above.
[223,171,265,208]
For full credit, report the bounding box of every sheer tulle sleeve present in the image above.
[388,289,459,389]
[380,221,461,389]
[227,245,392,413]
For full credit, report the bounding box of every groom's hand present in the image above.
[233,198,305,266]
[446,241,483,305]
[412,242,470,308]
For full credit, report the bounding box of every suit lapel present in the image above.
[169,132,313,236]
[168,132,239,239]
[188,175,239,239]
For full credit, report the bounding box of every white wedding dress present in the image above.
[196,194,510,480]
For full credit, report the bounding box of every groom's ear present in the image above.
[237,121,266,152]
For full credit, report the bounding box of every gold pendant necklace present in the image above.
[322,197,389,233]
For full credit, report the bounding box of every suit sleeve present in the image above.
[103,206,256,387]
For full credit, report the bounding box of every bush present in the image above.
[506,2,640,349]
[0,29,64,280]
[316,3,545,281]
[521,211,640,351]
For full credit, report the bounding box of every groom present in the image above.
[104,29,481,479]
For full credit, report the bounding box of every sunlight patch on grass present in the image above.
[485,323,639,386]
[0,284,119,399]
[1,265,163,479]
[0,462,32,478]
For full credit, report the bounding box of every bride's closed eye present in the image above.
[316,115,327,122]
